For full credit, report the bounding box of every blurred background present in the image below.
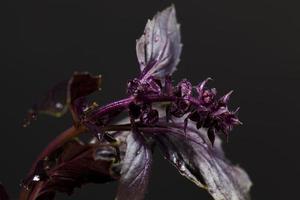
[2,0,300,199]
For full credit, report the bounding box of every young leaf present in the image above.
[155,124,251,200]
[136,5,182,81]
[116,131,153,200]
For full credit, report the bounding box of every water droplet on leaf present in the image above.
[55,102,63,109]
[179,162,186,173]
[136,150,141,156]
[32,175,40,182]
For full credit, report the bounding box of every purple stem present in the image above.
[89,96,134,120]
[89,95,177,120]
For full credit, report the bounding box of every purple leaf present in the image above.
[20,139,120,200]
[116,131,153,200]
[23,72,101,127]
[0,183,9,200]
[155,123,251,200]
[136,5,182,81]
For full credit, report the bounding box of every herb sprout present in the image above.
[1,5,252,200]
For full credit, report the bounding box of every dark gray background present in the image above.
[2,0,300,199]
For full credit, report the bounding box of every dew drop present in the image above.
[136,150,141,156]
[20,181,30,191]
[55,102,63,109]
[179,163,186,173]
[22,184,30,191]
[96,133,102,141]
[170,153,178,164]
[32,175,40,182]
[22,110,37,127]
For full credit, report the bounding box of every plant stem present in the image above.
[89,95,177,120]
[27,126,85,182]
[89,96,134,120]
[20,125,86,199]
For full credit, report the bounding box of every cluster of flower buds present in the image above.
[128,102,159,125]
[127,77,162,96]
[170,78,241,144]
[127,76,241,145]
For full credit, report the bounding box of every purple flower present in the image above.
[19,5,251,200]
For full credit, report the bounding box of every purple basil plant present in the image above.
[1,5,252,200]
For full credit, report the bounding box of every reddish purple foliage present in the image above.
[2,5,252,200]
